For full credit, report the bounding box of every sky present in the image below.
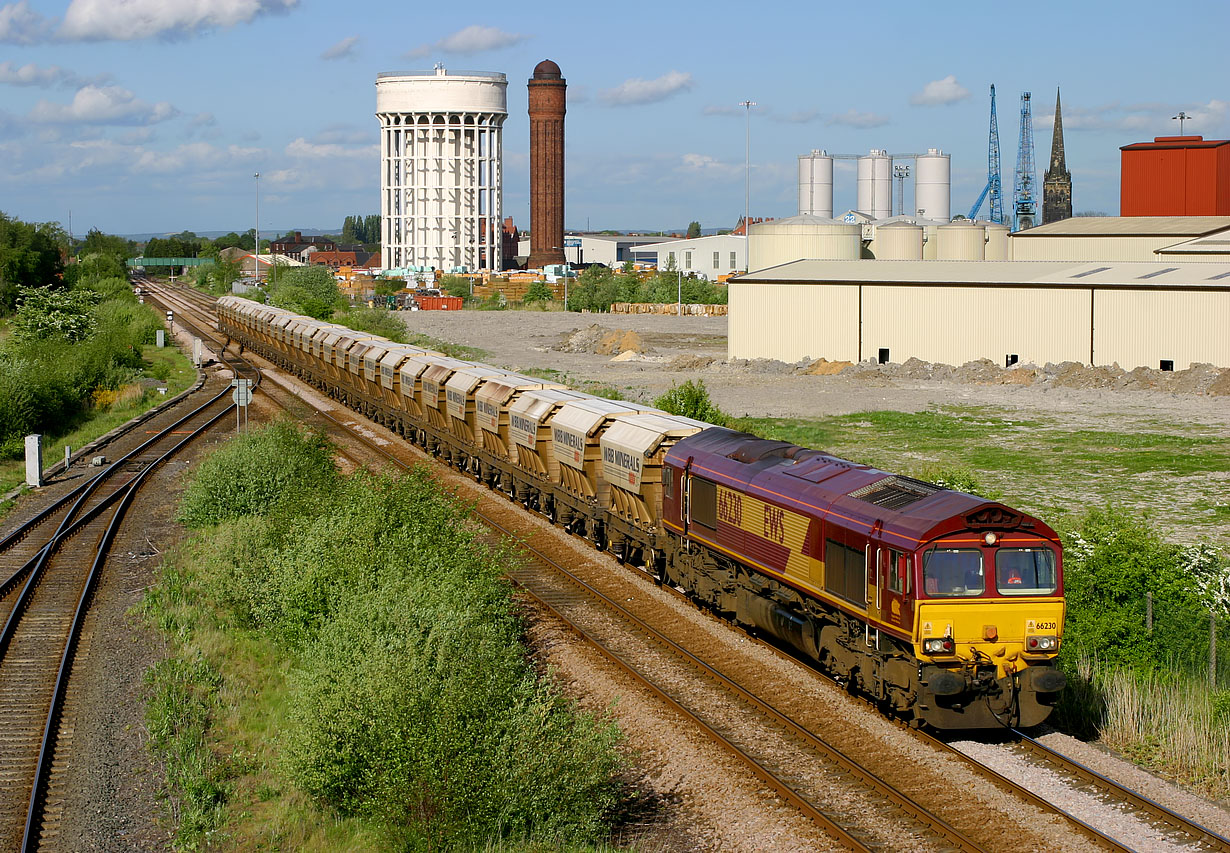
[0,0,1227,237]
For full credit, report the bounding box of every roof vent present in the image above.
[1070,266,1111,278]
[1137,267,1178,279]
[847,475,941,510]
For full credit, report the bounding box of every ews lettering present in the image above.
[763,505,785,544]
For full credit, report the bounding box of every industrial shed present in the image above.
[729,260,1230,370]
[1008,216,1230,262]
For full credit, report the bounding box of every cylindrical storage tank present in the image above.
[914,148,951,221]
[984,223,1010,260]
[921,222,941,259]
[748,215,861,271]
[873,221,924,260]
[937,220,987,260]
[797,150,834,218]
[856,150,893,219]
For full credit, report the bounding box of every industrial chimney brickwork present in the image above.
[528,59,566,268]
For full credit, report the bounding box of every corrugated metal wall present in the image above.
[863,286,1090,366]
[1096,290,1230,369]
[1121,144,1230,215]
[729,279,1230,369]
[729,282,859,362]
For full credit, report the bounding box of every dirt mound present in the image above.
[1168,363,1223,394]
[953,359,1006,384]
[1049,362,1123,389]
[669,354,716,371]
[1207,370,1230,396]
[804,358,853,376]
[555,325,649,355]
[1001,367,1038,386]
[596,329,647,355]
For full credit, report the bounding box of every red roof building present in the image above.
[1120,136,1230,216]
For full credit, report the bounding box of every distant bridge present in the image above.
[126,257,214,268]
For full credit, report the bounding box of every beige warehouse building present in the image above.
[1009,216,1230,262]
[730,260,1230,370]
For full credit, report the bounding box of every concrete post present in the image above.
[156,329,165,348]
[24,434,42,487]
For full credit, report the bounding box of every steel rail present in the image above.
[20,399,235,850]
[1011,728,1230,851]
[264,387,987,851]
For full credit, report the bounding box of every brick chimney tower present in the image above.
[527,59,566,268]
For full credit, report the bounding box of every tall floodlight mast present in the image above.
[1014,91,1037,231]
[967,84,1004,223]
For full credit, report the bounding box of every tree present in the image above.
[522,280,552,303]
[12,285,100,342]
[268,266,340,319]
[686,221,702,239]
[0,212,67,313]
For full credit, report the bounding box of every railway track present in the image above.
[146,278,1230,852]
[0,321,260,850]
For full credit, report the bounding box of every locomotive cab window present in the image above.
[689,476,717,529]
[996,548,1058,595]
[662,464,674,499]
[923,548,983,597]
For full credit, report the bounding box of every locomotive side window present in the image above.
[996,548,1058,595]
[824,539,867,606]
[690,476,717,529]
[888,549,906,594]
[662,465,674,499]
[923,548,983,597]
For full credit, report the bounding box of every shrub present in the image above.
[522,280,553,303]
[177,420,338,527]
[334,307,408,342]
[267,267,340,319]
[653,379,728,425]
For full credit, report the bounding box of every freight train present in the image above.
[216,295,1066,729]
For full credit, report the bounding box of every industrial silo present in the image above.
[856,150,893,219]
[872,221,924,260]
[748,215,861,271]
[936,219,986,260]
[798,150,834,218]
[984,222,1010,260]
[914,148,951,222]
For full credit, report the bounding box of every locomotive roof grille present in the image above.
[847,475,941,510]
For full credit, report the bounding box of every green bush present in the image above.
[1061,506,1216,673]
[334,307,408,342]
[177,420,338,527]
[653,379,728,425]
[268,266,340,319]
[522,280,553,303]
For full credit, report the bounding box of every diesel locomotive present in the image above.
[216,295,1066,729]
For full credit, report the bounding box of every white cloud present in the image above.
[680,153,740,178]
[1041,100,1229,135]
[29,84,178,125]
[405,24,527,59]
[321,34,358,61]
[825,108,890,128]
[599,71,693,107]
[0,0,50,43]
[771,109,820,125]
[910,75,970,106]
[702,104,742,117]
[312,123,370,145]
[58,0,297,41]
[0,60,89,87]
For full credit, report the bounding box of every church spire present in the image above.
[1043,87,1072,223]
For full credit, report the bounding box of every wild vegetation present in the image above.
[0,216,194,476]
[146,421,627,848]
[567,263,727,313]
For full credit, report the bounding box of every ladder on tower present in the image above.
[968,84,1004,224]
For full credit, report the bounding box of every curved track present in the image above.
[147,279,1230,852]
[0,296,260,850]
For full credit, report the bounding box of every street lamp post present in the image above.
[1172,111,1191,134]
[739,100,756,237]
[253,172,260,281]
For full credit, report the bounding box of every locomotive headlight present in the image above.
[982,532,999,547]
[1026,635,1058,652]
[923,638,955,655]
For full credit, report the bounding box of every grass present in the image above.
[734,405,1230,549]
[402,330,491,362]
[519,367,627,401]
[0,340,196,497]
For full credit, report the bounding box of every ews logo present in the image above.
[763,505,785,544]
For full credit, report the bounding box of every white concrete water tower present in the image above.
[376,66,508,272]
[914,148,951,222]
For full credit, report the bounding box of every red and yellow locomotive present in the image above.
[660,429,1066,729]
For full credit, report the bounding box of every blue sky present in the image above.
[1,0,1226,237]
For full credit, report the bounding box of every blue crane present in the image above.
[968,84,1004,223]
[1013,91,1037,231]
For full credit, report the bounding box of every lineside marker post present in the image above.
[25,435,42,488]
[231,379,253,431]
